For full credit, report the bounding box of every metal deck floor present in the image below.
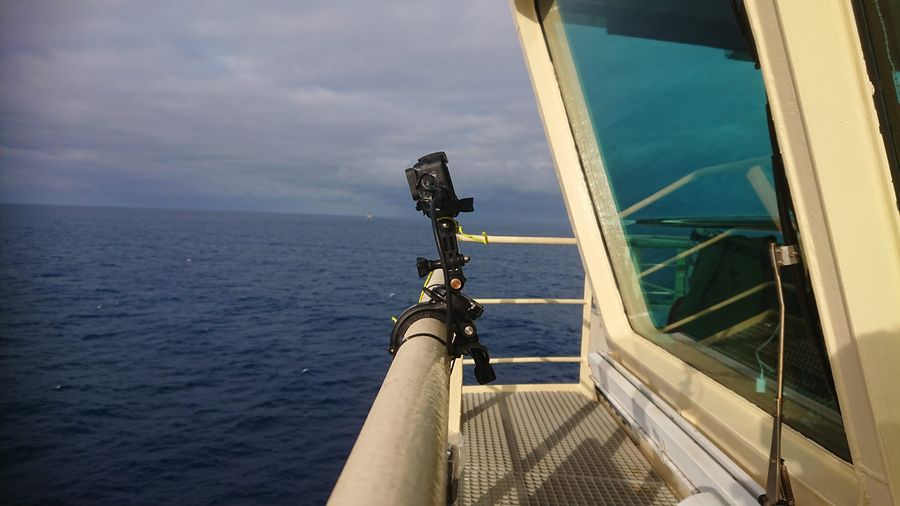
[459,391,679,506]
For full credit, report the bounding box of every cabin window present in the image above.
[854,0,900,209]
[539,0,850,460]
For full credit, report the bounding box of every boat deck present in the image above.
[459,390,678,506]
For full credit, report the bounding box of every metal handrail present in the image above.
[451,234,590,386]
[475,297,587,305]
[457,233,576,245]
[330,273,451,506]
[441,234,595,449]
[461,356,581,365]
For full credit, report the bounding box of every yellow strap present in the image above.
[457,224,489,244]
[419,270,434,302]
[392,272,434,322]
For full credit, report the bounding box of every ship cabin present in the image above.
[331,1,900,505]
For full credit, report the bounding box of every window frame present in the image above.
[510,0,900,502]
[851,0,900,212]
[538,0,848,460]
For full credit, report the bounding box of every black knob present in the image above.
[416,257,440,278]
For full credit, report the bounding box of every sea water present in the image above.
[0,204,583,505]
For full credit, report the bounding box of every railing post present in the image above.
[579,276,594,395]
[448,358,463,438]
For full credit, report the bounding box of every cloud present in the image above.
[0,0,564,221]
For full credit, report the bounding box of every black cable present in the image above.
[399,332,449,349]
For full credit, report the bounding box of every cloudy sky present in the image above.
[0,1,568,222]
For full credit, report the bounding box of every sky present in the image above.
[0,1,568,222]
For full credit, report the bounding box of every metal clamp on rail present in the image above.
[389,284,494,385]
[332,152,495,506]
[389,303,450,353]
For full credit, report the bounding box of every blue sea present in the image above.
[0,204,583,505]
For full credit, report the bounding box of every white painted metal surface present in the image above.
[508,0,879,502]
[456,233,576,245]
[461,356,580,365]
[330,274,451,506]
[474,298,586,305]
[590,352,763,506]
[746,1,900,502]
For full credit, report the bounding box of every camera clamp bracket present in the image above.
[388,152,496,385]
[389,285,495,384]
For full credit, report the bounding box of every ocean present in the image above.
[0,204,583,505]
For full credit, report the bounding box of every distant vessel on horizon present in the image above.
[365,212,373,220]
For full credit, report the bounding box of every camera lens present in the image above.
[420,174,436,190]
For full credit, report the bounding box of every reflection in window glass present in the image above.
[539,0,849,459]
[855,0,900,207]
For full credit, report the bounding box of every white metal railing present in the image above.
[453,223,771,398]
[334,218,777,504]
[449,233,593,401]
[461,356,581,365]
[330,273,451,506]
[475,297,586,305]
[617,155,770,219]
[457,232,576,245]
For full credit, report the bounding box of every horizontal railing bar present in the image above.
[628,235,694,249]
[661,281,774,333]
[461,356,581,365]
[475,298,587,305]
[458,232,698,248]
[640,229,735,278]
[457,234,576,245]
[618,155,769,219]
[461,383,582,394]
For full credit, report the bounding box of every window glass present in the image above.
[539,0,850,460]
[855,0,900,208]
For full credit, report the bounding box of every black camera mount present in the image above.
[389,152,495,385]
